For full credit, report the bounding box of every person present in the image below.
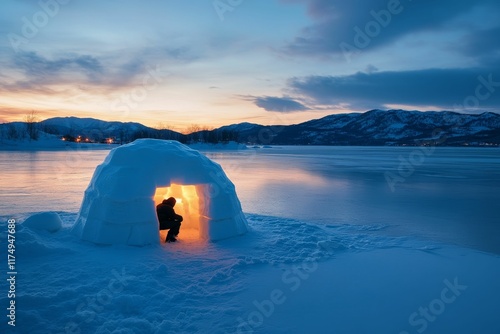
[156,197,183,243]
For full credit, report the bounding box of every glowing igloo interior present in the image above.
[154,184,204,241]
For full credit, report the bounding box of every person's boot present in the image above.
[166,233,177,243]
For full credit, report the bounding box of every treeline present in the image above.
[130,129,183,142]
[183,129,239,144]
[0,111,40,141]
[0,123,29,141]
[131,128,239,144]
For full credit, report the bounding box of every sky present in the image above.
[0,0,499,131]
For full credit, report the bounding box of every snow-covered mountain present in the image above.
[28,116,181,143]
[218,122,262,133]
[40,117,155,139]
[225,110,500,146]
[2,110,500,146]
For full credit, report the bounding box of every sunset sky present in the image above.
[1,0,499,131]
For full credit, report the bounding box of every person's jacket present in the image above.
[156,200,183,223]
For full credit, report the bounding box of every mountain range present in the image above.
[2,109,500,146]
[223,109,500,146]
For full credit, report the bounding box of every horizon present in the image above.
[3,108,498,135]
[1,1,499,132]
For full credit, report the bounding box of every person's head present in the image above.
[164,197,176,207]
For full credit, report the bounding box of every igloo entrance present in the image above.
[154,184,206,241]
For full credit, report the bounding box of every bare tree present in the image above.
[154,122,175,131]
[185,124,201,135]
[199,125,214,143]
[184,124,202,143]
[24,110,39,141]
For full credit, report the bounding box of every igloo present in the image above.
[72,139,248,245]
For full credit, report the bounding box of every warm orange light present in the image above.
[154,184,204,241]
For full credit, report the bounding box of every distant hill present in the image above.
[41,117,148,136]
[218,109,500,146]
[1,110,499,147]
[39,117,182,143]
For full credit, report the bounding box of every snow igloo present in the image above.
[72,139,248,246]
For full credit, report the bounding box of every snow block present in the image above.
[23,212,63,233]
[73,139,248,245]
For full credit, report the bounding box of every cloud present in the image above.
[0,52,104,95]
[288,67,500,110]
[254,96,309,112]
[14,51,103,81]
[458,26,500,65]
[282,0,500,57]
[0,50,167,94]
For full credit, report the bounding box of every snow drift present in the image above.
[23,212,63,232]
[72,139,248,245]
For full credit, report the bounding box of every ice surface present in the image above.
[72,139,248,245]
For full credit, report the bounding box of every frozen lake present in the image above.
[1,146,499,254]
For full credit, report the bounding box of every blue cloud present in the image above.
[255,96,309,112]
[283,0,500,57]
[14,51,103,79]
[288,67,500,110]
[1,50,164,92]
[459,26,500,66]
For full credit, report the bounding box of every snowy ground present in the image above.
[1,211,499,334]
[0,134,115,151]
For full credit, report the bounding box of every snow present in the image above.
[22,212,62,233]
[73,139,248,245]
[0,132,114,151]
[4,212,499,333]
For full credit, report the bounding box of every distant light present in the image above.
[176,198,183,204]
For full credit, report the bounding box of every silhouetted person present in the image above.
[157,197,183,243]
